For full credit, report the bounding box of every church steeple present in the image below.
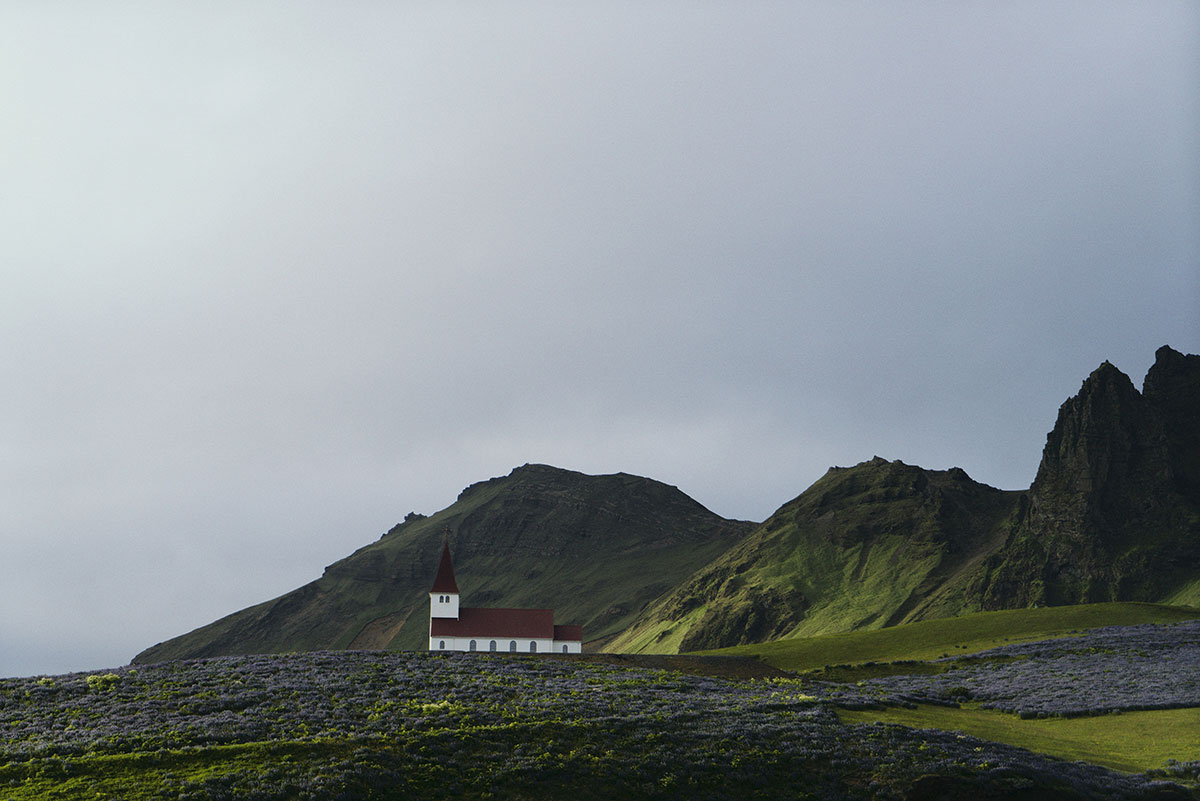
[430,541,459,594]
[429,539,460,621]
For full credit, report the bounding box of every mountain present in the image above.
[136,346,1199,663]
[972,346,1200,608]
[608,458,1023,652]
[132,464,754,664]
[613,345,1200,653]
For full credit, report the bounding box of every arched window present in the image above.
[529,641,537,653]
[562,644,568,654]
[509,640,517,652]
[439,640,446,650]
[489,640,497,651]
[469,639,477,652]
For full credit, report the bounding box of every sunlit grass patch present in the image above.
[838,704,1200,774]
[697,602,1200,672]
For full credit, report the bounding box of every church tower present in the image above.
[429,541,460,621]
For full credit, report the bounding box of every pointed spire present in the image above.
[430,539,459,594]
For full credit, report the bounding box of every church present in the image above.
[428,542,583,654]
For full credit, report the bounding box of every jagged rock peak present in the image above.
[1035,360,1145,486]
[978,346,1200,608]
[1026,348,1200,543]
[1143,345,1200,500]
[1143,345,1200,398]
[1035,348,1197,493]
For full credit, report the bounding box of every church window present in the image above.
[509,640,517,652]
[562,645,568,654]
[529,641,537,653]
[489,640,497,651]
[439,640,445,649]
[469,639,477,651]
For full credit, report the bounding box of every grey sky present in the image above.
[2,3,1197,678]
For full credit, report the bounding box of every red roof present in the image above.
[554,624,583,642]
[430,542,458,594]
[430,607,555,639]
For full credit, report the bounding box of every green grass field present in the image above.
[695,602,1200,672]
[838,705,1200,774]
[699,602,1200,778]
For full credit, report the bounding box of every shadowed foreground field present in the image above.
[2,638,1197,800]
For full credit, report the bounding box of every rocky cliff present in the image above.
[974,346,1200,608]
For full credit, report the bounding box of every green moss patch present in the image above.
[838,705,1200,774]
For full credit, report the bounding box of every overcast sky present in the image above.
[3,3,1197,678]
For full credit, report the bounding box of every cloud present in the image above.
[2,2,1197,677]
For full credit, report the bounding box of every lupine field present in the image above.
[828,620,1200,718]
[2,624,1198,799]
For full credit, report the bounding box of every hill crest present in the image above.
[133,464,753,664]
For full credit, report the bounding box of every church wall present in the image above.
[429,636,558,653]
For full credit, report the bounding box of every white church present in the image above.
[428,542,583,654]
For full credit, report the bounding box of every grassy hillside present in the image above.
[608,458,1023,654]
[134,465,752,663]
[697,602,1200,672]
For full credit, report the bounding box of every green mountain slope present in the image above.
[133,464,753,664]
[611,345,1200,655]
[607,458,1023,653]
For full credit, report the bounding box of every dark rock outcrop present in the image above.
[976,347,1200,608]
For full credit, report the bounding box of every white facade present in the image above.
[428,635,581,654]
